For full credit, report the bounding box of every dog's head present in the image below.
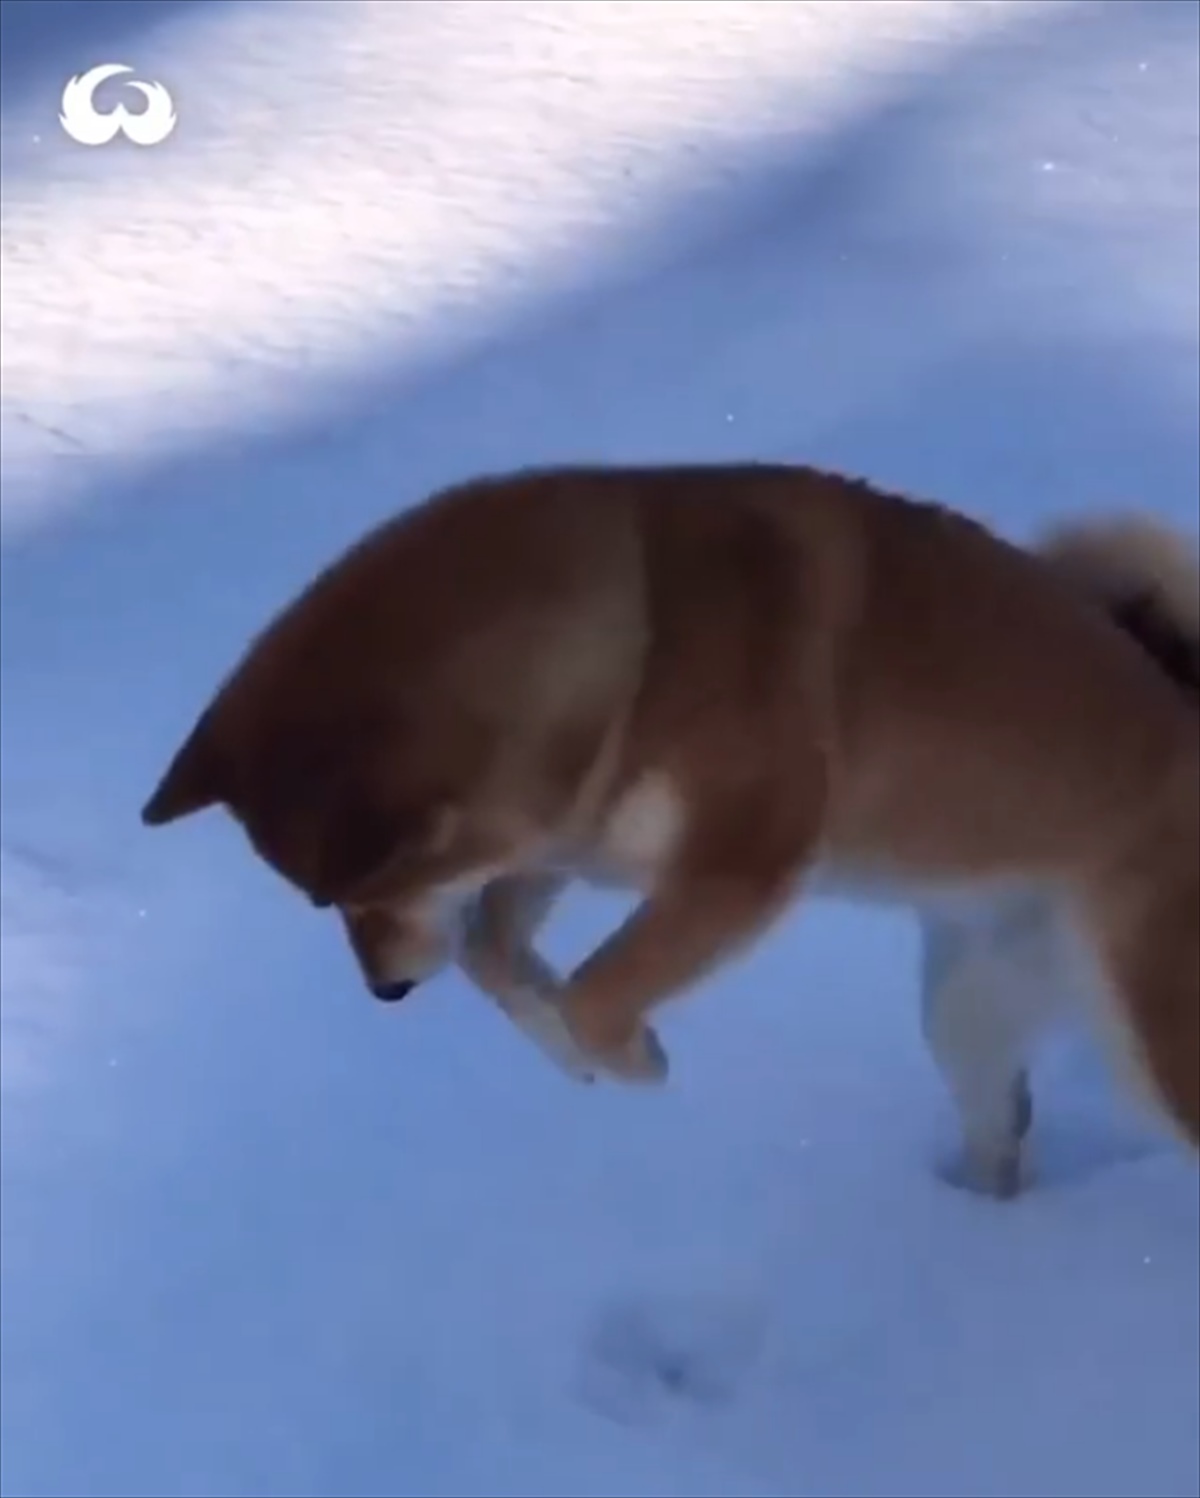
[140,702,504,1001]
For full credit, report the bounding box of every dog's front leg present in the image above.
[459,870,596,1083]
[556,798,820,1084]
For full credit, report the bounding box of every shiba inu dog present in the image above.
[140,464,1198,1196]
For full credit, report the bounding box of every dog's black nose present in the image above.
[371,979,417,1003]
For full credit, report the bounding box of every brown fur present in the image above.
[141,464,1199,1148]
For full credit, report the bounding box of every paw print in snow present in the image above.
[576,1288,766,1426]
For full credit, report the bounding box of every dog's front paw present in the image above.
[513,988,598,1085]
[562,1002,670,1087]
[615,1021,669,1086]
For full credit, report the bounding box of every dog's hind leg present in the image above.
[1082,838,1200,1153]
[460,870,596,1083]
[919,899,1059,1199]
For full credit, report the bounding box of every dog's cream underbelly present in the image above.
[807,858,1098,1017]
[806,856,1050,920]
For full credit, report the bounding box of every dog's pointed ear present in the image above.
[141,711,225,827]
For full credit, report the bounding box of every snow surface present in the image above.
[1,1,1198,1495]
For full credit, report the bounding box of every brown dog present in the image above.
[141,464,1198,1190]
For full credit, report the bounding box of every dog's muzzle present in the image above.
[371,978,418,1003]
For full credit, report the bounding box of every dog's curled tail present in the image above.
[1037,512,1199,700]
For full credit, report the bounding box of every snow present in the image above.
[1,1,1197,1495]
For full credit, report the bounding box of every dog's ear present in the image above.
[141,710,226,826]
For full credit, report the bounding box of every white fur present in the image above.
[594,772,685,887]
[917,885,1176,1194]
[919,893,1070,1195]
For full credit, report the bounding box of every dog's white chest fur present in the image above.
[582,772,685,890]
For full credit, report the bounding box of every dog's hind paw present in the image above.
[937,1074,1033,1200]
[938,1142,1026,1201]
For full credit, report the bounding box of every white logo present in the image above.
[59,64,177,147]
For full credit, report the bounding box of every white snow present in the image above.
[1,2,1197,1496]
